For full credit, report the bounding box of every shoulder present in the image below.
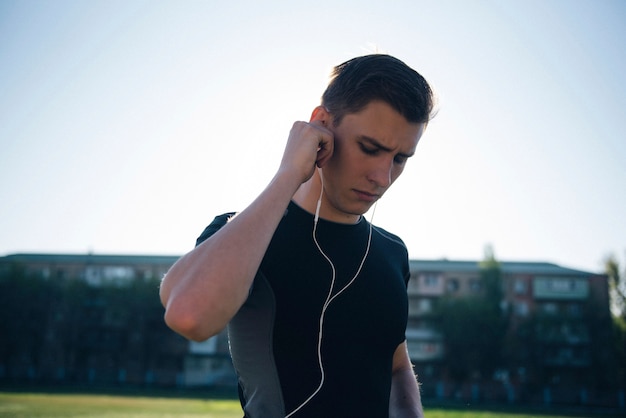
[195,212,237,246]
[371,224,410,283]
[372,224,407,251]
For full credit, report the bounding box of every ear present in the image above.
[309,106,331,126]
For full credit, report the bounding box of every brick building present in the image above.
[407,259,613,404]
[0,253,616,406]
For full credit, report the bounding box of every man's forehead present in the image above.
[359,135,418,157]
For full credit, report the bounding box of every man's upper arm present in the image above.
[392,341,413,373]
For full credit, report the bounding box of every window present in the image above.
[423,274,439,287]
[190,337,218,355]
[514,279,527,295]
[550,279,575,292]
[567,303,582,317]
[418,298,433,312]
[103,266,134,280]
[446,278,459,293]
[515,302,529,316]
[542,302,558,315]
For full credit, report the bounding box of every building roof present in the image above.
[1,253,601,277]
[0,253,180,266]
[409,259,599,277]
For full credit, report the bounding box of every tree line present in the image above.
[435,247,621,399]
[0,262,187,386]
[1,252,624,402]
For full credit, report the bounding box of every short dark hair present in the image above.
[322,54,434,126]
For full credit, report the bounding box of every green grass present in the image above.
[422,406,615,418]
[0,392,240,418]
[0,392,621,418]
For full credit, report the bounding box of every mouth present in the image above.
[353,189,380,202]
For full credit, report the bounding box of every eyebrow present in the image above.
[360,136,415,158]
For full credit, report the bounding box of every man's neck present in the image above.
[292,172,361,224]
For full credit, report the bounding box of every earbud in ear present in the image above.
[314,167,324,224]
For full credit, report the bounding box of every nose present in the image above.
[367,158,393,188]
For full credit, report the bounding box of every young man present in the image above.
[160,54,434,418]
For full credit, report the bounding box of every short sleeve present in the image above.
[195,212,237,247]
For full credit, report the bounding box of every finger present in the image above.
[316,135,334,168]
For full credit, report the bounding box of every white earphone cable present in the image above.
[285,169,375,417]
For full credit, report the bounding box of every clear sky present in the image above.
[1,0,625,273]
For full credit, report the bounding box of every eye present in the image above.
[359,143,378,155]
[394,155,408,165]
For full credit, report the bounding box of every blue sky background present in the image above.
[1,0,624,273]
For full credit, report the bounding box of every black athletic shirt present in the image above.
[196,201,410,418]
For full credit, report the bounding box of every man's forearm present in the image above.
[389,367,424,418]
[160,171,302,341]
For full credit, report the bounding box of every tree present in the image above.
[0,262,185,385]
[438,245,507,383]
[606,253,626,319]
[479,244,504,314]
[605,253,626,391]
[0,264,58,380]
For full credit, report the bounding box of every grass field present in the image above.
[0,392,621,418]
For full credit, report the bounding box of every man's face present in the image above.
[320,100,425,223]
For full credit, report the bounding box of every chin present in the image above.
[351,202,375,216]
